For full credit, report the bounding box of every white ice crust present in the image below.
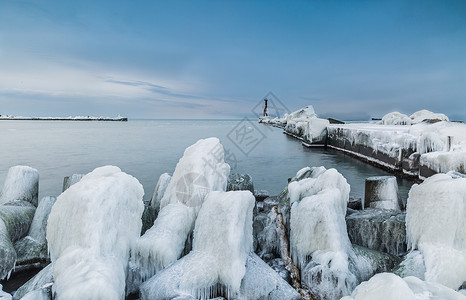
[46,166,144,300]
[140,190,254,299]
[131,138,230,284]
[406,173,466,289]
[0,166,39,206]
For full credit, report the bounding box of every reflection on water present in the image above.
[0,120,413,200]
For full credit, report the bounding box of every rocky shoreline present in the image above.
[1,136,466,299]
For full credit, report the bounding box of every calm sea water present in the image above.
[0,120,413,201]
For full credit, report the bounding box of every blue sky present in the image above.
[0,1,465,120]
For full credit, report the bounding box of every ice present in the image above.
[406,173,466,289]
[0,203,36,279]
[149,172,171,210]
[392,250,426,279]
[0,166,39,206]
[379,110,449,126]
[130,138,230,289]
[410,109,449,124]
[379,112,412,125]
[344,273,466,300]
[62,174,84,192]
[46,166,144,300]
[364,176,402,210]
[13,264,53,300]
[0,285,11,300]
[286,167,358,299]
[345,273,416,300]
[159,138,230,210]
[140,190,255,299]
[14,196,57,265]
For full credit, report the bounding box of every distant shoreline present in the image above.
[0,116,128,121]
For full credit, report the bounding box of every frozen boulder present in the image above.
[0,204,36,279]
[13,264,53,300]
[352,245,400,280]
[14,196,57,266]
[149,172,171,212]
[0,166,39,207]
[46,166,144,300]
[18,287,51,300]
[0,285,11,300]
[392,250,426,280]
[302,117,330,145]
[286,166,357,299]
[406,173,466,289]
[346,208,407,256]
[343,273,466,300]
[227,173,254,194]
[61,174,84,192]
[410,109,449,124]
[130,138,230,291]
[253,209,279,261]
[140,190,255,299]
[140,205,157,235]
[379,111,412,125]
[253,189,269,202]
[364,176,403,210]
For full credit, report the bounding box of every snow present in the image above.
[46,166,144,300]
[140,190,255,299]
[149,173,171,209]
[131,138,230,287]
[406,173,466,289]
[0,166,39,206]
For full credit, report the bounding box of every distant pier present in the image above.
[0,115,128,121]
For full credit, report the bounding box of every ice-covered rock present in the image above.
[253,209,279,261]
[392,250,426,279]
[62,174,84,192]
[14,196,56,266]
[13,264,53,300]
[364,176,402,210]
[283,106,329,144]
[0,203,36,279]
[343,273,466,300]
[149,172,171,211]
[283,166,358,299]
[406,173,466,289]
[140,204,157,235]
[0,166,39,207]
[227,173,254,194]
[0,285,11,300]
[410,109,449,124]
[346,208,407,256]
[130,138,230,290]
[46,166,144,300]
[140,190,255,299]
[379,112,412,125]
[239,254,300,300]
[253,189,269,202]
[352,245,400,280]
[19,287,51,300]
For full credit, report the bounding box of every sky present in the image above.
[0,0,465,120]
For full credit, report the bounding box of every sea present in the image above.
[0,119,414,201]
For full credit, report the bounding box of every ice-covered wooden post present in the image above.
[364,176,403,210]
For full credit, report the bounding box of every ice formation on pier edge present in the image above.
[0,166,39,206]
[406,172,466,289]
[46,166,144,300]
[130,137,230,288]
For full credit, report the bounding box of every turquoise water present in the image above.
[0,119,413,200]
